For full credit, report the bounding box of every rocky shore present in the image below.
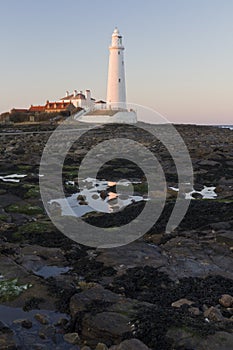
[0,122,232,349]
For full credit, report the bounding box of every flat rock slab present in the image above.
[109,338,150,349]
[167,328,233,350]
[160,236,233,280]
[70,284,124,317]
[82,311,131,347]
[0,194,23,208]
[96,241,167,272]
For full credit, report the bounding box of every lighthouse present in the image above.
[77,28,137,123]
[107,28,126,109]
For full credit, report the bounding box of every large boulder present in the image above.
[109,338,150,349]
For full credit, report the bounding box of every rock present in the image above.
[161,235,233,280]
[198,160,220,167]
[167,328,233,350]
[54,317,69,327]
[171,298,194,308]
[0,321,17,350]
[216,231,233,247]
[34,313,49,325]
[21,319,33,329]
[188,307,201,316]
[200,331,233,350]
[219,294,233,308]
[81,347,92,350]
[109,338,150,349]
[210,222,232,230]
[81,312,131,347]
[95,343,108,350]
[204,306,224,322]
[38,325,56,341]
[96,241,167,272]
[100,190,108,200]
[0,321,12,334]
[191,192,203,199]
[70,284,123,318]
[77,194,86,201]
[0,336,17,350]
[64,332,80,344]
[194,184,205,191]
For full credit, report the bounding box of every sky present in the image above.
[0,0,232,124]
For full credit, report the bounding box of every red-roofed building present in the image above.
[10,108,29,114]
[45,101,75,113]
[29,105,45,113]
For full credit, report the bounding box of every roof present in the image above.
[29,105,45,112]
[72,93,86,100]
[60,93,86,100]
[95,100,106,104]
[11,108,29,113]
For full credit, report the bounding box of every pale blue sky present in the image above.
[0,0,232,124]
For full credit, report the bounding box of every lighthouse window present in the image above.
[118,51,120,55]
[118,78,121,82]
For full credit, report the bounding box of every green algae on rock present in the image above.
[0,278,32,302]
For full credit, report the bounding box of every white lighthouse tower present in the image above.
[77,28,137,123]
[107,28,126,109]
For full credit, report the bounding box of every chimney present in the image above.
[66,91,69,97]
[73,90,77,97]
[85,89,91,102]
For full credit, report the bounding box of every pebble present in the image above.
[34,314,49,325]
[21,319,33,329]
[109,338,150,349]
[171,298,194,308]
[204,306,224,322]
[96,343,108,350]
[188,307,201,316]
[219,294,233,308]
[64,332,80,344]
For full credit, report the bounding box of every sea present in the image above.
[219,125,233,130]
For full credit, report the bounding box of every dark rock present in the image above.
[192,192,203,199]
[70,284,123,318]
[81,312,131,347]
[21,319,33,329]
[198,160,221,167]
[100,190,108,200]
[0,321,12,334]
[96,241,167,273]
[200,331,233,350]
[188,306,201,316]
[109,338,150,349]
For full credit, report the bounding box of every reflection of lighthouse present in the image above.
[107,28,126,109]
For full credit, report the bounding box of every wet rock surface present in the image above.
[0,123,232,349]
